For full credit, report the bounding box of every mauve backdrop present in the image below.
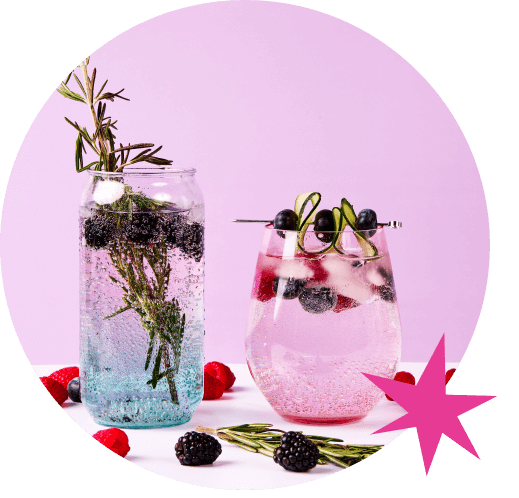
[0,1,488,365]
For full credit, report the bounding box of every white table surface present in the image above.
[34,362,458,490]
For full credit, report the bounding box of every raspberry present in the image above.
[204,362,236,390]
[386,371,416,401]
[92,428,130,457]
[297,254,328,283]
[332,294,357,313]
[445,368,456,385]
[49,366,79,389]
[252,268,276,302]
[203,372,225,400]
[40,376,68,405]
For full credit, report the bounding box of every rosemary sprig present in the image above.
[196,424,383,469]
[57,57,172,172]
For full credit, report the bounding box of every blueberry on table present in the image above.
[313,209,335,243]
[299,287,337,314]
[273,277,306,299]
[273,209,298,238]
[356,209,378,238]
[67,377,81,403]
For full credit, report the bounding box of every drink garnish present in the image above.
[196,424,383,469]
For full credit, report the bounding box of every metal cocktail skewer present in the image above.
[232,219,402,228]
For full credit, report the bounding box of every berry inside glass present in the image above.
[245,225,402,424]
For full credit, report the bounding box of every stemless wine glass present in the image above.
[245,225,402,424]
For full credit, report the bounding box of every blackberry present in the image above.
[180,222,204,262]
[378,268,396,302]
[161,213,184,248]
[273,277,306,299]
[175,432,222,466]
[273,432,319,472]
[123,212,159,244]
[84,214,116,249]
[299,287,337,314]
[67,377,81,403]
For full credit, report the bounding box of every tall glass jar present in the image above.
[79,167,204,428]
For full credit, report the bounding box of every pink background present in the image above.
[0,1,488,364]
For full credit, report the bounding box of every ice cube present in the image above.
[275,259,314,280]
[188,203,205,223]
[366,267,385,287]
[321,254,375,302]
[92,181,125,205]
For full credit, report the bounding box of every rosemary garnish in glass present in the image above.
[196,424,383,468]
[60,58,188,403]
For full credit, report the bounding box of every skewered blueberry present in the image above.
[84,214,116,249]
[313,209,335,243]
[273,277,306,299]
[356,209,378,238]
[273,209,298,238]
[299,287,337,314]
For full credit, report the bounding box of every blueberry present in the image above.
[84,214,116,249]
[313,209,335,243]
[298,287,337,314]
[273,277,306,299]
[67,377,81,403]
[356,209,377,238]
[273,209,298,238]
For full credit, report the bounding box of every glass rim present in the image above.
[264,224,383,235]
[88,166,197,177]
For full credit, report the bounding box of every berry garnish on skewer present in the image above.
[356,208,378,238]
[313,209,335,243]
[273,209,298,238]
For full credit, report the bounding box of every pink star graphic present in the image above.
[363,335,495,474]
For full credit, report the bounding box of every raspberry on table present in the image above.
[204,362,236,390]
[203,372,225,400]
[386,371,416,401]
[40,376,68,405]
[445,368,456,385]
[92,428,130,457]
[49,366,79,389]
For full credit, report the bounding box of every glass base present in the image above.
[278,413,368,425]
[91,413,193,429]
[84,394,200,429]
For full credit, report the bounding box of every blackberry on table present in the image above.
[175,431,222,466]
[273,432,319,472]
[84,214,116,249]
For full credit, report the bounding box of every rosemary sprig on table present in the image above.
[196,424,383,469]
[58,57,172,172]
